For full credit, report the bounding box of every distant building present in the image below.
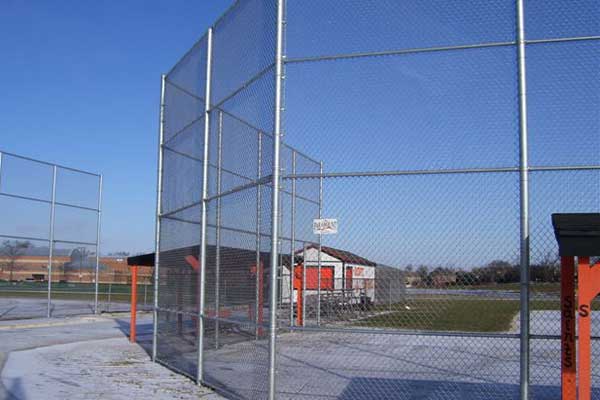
[281,245,377,303]
[429,271,457,288]
[0,250,152,283]
[404,272,422,287]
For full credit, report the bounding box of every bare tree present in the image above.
[73,247,92,282]
[108,251,130,257]
[0,240,31,282]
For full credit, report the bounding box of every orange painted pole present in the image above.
[130,265,138,343]
[560,256,576,400]
[577,257,600,400]
[295,264,303,326]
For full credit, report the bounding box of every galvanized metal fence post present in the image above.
[153,73,167,362]
[389,280,392,312]
[289,151,296,326]
[94,174,103,314]
[0,152,3,191]
[317,161,323,325]
[215,110,223,349]
[256,131,263,339]
[47,165,57,318]
[197,26,214,385]
[107,282,112,312]
[516,0,531,398]
[268,0,285,397]
[278,178,285,310]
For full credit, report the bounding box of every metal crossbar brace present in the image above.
[284,35,600,64]
[0,150,100,177]
[283,165,600,180]
[0,191,100,212]
[288,325,521,339]
[164,78,205,102]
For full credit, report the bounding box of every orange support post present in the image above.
[560,256,576,400]
[553,213,600,400]
[130,265,138,343]
[576,257,600,400]
[294,263,303,326]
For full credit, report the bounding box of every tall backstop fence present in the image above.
[0,150,109,319]
[154,0,599,399]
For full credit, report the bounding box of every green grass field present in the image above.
[361,299,521,332]
[451,282,561,293]
[0,281,152,304]
[0,280,592,332]
[358,297,599,332]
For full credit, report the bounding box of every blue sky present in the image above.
[279,1,599,267]
[0,0,598,267]
[0,1,233,254]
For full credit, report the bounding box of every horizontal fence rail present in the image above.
[155,1,600,399]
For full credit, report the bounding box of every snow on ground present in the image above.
[2,337,221,400]
[0,314,222,400]
[1,310,599,400]
[0,297,131,321]
[189,311,600,399]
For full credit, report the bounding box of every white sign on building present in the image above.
[313,218,338,235]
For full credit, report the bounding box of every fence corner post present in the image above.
[516,0,531,398]
[197,26,214,386]
[268,0,286,398]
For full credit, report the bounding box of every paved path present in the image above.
[0,314,222,400]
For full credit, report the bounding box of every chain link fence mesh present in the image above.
[0,151,104,320]
[156,0,600,398]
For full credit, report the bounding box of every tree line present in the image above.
[0,240,133,282]
[405,253,560,287]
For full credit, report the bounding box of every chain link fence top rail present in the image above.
[155,0,599,399]
[0,150,104,320]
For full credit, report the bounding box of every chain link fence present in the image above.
[155,0,600,398]
[0,151,112,319]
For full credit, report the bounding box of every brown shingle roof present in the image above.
[296,245,376,267]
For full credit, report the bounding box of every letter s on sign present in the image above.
[579,304,590,318]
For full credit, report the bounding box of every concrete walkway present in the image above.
[0,314,221,400]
